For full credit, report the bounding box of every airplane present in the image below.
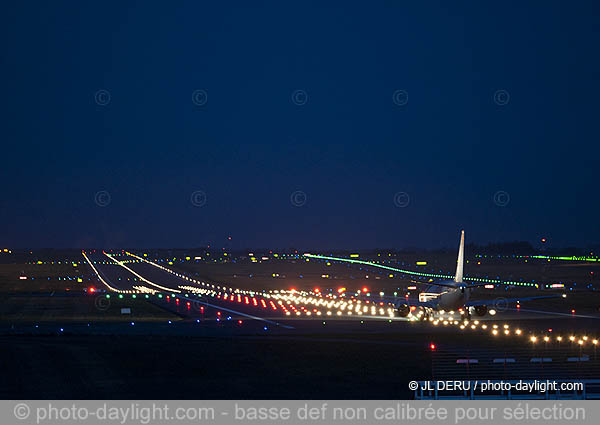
[394,230,565,319]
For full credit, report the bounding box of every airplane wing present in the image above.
[397,297,438,309]
[414,281,458,289]
[410,280,507,290]
[465,294,564,307]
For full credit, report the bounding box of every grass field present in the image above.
[0,295,178,322]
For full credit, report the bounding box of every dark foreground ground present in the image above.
[0,332,433,399]
[2,321,599,400]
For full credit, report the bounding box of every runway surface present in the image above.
[1,251,598,399]
[75,251,600,345]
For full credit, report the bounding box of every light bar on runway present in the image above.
[303,253,539,287]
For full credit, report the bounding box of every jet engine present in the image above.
[473,305,488,317]
[397,304,410,317]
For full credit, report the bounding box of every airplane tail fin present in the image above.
[454,230,465,283]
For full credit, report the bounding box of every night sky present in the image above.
[1,1,599,250]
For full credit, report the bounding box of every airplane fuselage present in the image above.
[434,286,470,311]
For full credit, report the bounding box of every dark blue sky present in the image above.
[1,1,599,249]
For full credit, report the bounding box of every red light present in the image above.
[430,343,436,350]
[89,287,95,293]
[572,309,576,314]
[217,311,221,316]
[314,287,320,293]
[238,320,243,325]
[548,328,553,332]
[516,304,520,309]
[362,287,368,293]
[410,306,417,311]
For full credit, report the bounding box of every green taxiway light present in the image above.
[531,255,598,262]
[304,253,538,287]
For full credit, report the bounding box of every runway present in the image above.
[77,250,600,350]
[1,251,598,400]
